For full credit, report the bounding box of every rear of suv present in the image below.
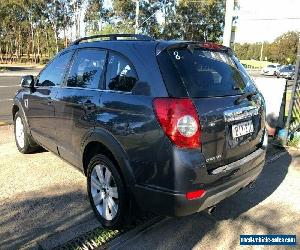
[13,34,267,229]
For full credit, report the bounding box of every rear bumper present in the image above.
[133,148,265,217]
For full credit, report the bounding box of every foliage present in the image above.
[162,0,225,42]
[0,0,226,64]
[84,0,109,34]
[0,0,82,63]
[288,135,300,148]
[234,31,300,64]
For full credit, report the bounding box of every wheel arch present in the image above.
[12,99,30,132]
[12,104,19,121]
[81,128,136,189]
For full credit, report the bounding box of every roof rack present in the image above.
[71,34,154,45]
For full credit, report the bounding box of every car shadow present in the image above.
[122,148,294,250]
[213,148,290,220]
[0,186,100,249]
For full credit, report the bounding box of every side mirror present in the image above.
[20,75,35,89]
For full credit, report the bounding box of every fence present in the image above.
[284,41,300,144]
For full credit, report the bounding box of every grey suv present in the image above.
[13,34,267,229]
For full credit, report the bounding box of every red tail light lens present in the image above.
[153,98,201,148]
[200,42,225,50]
[186,189,206,200]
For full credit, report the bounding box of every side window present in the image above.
[105,52,138,92]
[66,49,106,89]
[37,51,73,87]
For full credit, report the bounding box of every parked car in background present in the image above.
[13,34,267,229]
[261,63,281,76]
[277,65,295,80]
[275,65,285,77]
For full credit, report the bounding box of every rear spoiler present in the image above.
[156,41,232,56]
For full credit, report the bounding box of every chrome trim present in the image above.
[224,106,258,122]
[210,148,264,175]
[59,86,132,94]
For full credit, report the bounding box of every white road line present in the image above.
[0,85,19,88]
[0,98,13,102]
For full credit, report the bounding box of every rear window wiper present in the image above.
[234,91,257,105]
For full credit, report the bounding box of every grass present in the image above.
[240,60,273,69]
[55,227,120,250]
[0,66,7,72]
[288,135,300,148]
[56,212,156,249]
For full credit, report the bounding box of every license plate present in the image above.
[231,121,254,139]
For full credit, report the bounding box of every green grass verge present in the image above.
[288,136,300,148]
[56,213,156,249]
[55,227,120,250]
[240,60,273,69]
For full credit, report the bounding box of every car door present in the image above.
[54,48,107,166]
[25,50,74,153]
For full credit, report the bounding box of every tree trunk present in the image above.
[63,28,67,48]
[18,27,22,62]
[53,23,59,54]
[27,38,31,63]
[37,30,41,63]
[30,18,36,63]
[10,40,13,63]
[5,43,9,63]
[46,31,50,58]
[0,44,3,63]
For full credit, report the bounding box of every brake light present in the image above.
[186,189,206,200]
[153,98,201,148]
[200,42,225,50]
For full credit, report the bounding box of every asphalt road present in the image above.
[0,76,20,122]
[0,67,40,123]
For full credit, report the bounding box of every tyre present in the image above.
[87,154,130,229]
[14,111,38,153]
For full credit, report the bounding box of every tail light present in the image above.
[153,98,201,148]
[200,42,225,50]
[186,189,206,200]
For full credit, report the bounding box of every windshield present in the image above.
[166,48,256,97]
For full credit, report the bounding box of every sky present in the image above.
[235,0,300,43]
[78,0,300,43]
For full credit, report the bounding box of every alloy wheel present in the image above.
[15,116,25,149]
[90,164,119,221]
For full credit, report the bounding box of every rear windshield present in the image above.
[159,48,256,97]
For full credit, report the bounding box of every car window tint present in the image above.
[166,48,253,97]
[105,52,138,92]
[67,49,106,89]
[37,51,72,87]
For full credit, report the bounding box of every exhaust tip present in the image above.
[207,206,216,215]
[247,181,256,189]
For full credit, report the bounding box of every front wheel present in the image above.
[14,111,38,153]
[87,154,130,229]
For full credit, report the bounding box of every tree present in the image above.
[234,31,299,64]
[273,31,299,64]
[162,0,225,42]
[84,0,110,34]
